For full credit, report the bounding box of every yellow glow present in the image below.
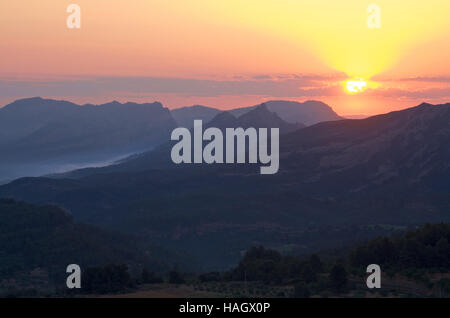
[184,0,450,79]
[346,80,367,94]
[0,0,449,78]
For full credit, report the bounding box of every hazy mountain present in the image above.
[0,98,338,181]
[230,100,342,125]
[58,104,304,177]
[344,114,369,119]
[170,100,341,128]
[1,102,448,269]
[0,97,177,181]
[171,105,220,128]
[207,103,305,133]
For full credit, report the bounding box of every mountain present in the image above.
[171,105,220,128]
[57,104,304,177]
[280,102,450,192]
[170,100,341,128]
[235,103,305,133]
[207,103,305,133]
[344,114,369,119]
[230,100,342,125]
[1,102,448,269]
[0,97,339,181]
[0,97,177,181]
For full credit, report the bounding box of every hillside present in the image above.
[0,198,185,291]
[0,102,449,269]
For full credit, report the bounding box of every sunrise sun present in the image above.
[346,79,367,94]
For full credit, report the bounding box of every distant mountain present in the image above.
[230,100,342,125]
[170,100,341,128]
[171,105,220,128]
[0,97,177,181]
[59,103,305,177]
[344,114,369,119]
[1,102,449,269]
[0,98,340,181]
[208,103,305,133]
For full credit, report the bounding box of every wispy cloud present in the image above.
[1,74,449,112]
[0,74,343,100]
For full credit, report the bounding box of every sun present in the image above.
[346,79,367,94]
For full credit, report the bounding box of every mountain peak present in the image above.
[18,96,44,103]
[417,102,433,108]
[228,100,341,126]
[7,97,45,107]
[208,111,238,128]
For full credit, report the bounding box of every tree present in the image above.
[329,263,348,293]
[169,271,185,284]
[141,268,163,284]
[83,264,133,293]
[293,283,311,298]
[300,264,317,283]
[309,254,323,272]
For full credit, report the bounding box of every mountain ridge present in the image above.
[0,102,448,270]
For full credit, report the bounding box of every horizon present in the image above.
[2,96,448,118]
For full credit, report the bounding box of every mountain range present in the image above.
[172,100,341,128]
[1,102,448,269]
[0,98,338,181]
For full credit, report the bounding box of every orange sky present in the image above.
[0,0,449,115]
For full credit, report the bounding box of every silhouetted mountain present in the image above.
[170,100,341,129]
[59,104,304,177]
[230,100,342,125]
[237,103,305,133]
[280,102,450,192]
[171,105,220,128]
[207,104,304,133]
[206,111,239,129]
[344,114,369,119]
[1,102,449,269]
[0,97,177,181]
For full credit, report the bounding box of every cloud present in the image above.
[1,73,449,106]
[0,75,341,100]
[373,75,450,84]
[364,87,450,99]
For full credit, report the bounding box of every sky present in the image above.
[0,0,449,116]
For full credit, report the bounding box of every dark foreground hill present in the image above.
[0,103,449,269]
[0,198,185,292]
